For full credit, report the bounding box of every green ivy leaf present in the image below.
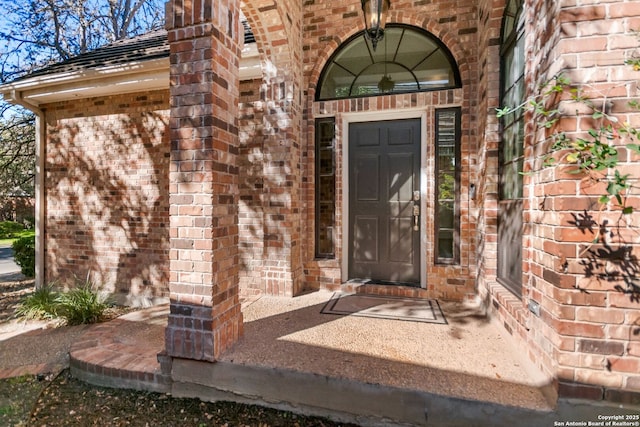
[628,143,640,154]
[566,152,579,163]
[495,107,511,118]
[623,206,634,215]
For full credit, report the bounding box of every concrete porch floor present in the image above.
[221,291,552,407]
[68,289,637,426]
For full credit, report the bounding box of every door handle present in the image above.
[413,204,420,231]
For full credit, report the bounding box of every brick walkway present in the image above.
[69,305,169,393]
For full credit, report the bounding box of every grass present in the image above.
[0,229,35,246]
[0,375,45,427]
[55,286,111,325]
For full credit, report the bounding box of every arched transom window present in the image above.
[317,25,461,100]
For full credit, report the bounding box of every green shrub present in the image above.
[0,221,24,239]
[15,286,59,320]
[55,285,111,326]
[15,278,112,326]
[22,216,35,229]
[11,235,35,277]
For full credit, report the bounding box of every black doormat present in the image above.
[321,292,447,324]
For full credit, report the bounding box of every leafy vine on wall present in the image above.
[496,65,640,304]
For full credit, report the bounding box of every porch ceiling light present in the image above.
[361,0,390,51]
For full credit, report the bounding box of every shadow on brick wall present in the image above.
[46,105,169,304]
[569,210,640,304]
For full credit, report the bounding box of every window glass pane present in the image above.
[414,50,456,90]
[500,0,524,204]
[315,119,336,258]
[500,160,523,199]
[502,118,523,162]
[352,62,418,95]
[435,109,460,263]
[438,230,454,259]
[438,201,455,229]
[320,65,354,100]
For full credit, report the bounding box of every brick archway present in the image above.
[238,1,305,296]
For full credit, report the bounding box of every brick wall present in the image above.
[529,1,640,401]
[43,90,170,305]
[474,0,640,402]
[474,0,501,301]
[238,78,266,293]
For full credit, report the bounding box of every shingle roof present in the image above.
[23,30,168,80]
[13,23,256,82]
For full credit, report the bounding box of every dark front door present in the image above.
[348,119,421,284]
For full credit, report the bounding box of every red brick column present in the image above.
[165,0,243,361]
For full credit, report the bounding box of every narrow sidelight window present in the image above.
[498,0,525,298]
[315,118,336,258]
[435,108,460,264]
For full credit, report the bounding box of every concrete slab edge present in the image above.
[170,358,557,427]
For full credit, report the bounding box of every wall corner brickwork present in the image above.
[512,0,640,400]
[476,0,640,403]
[532,1,640,399]
[238,1,305,296]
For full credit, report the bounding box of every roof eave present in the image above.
[0,57,170,106]
[1,43,262,106]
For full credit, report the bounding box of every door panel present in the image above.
[353,216,379,262]
[355,155,380,201]
[349,119,421,284]
[388,218,413,263]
